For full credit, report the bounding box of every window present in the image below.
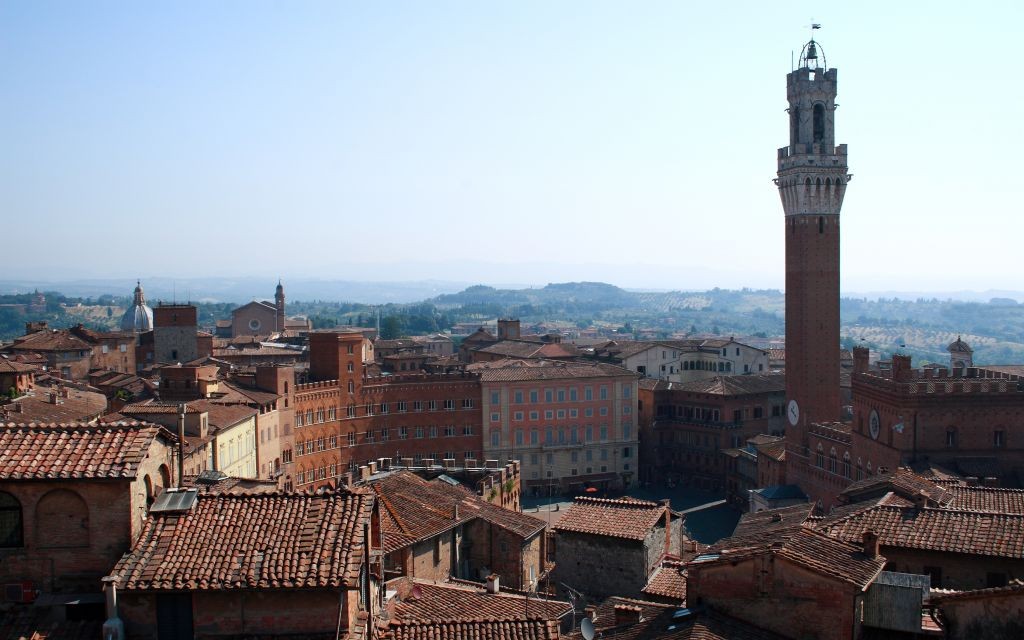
[623,447,631,458]
[569,388,578,401]
[622,406,631,416]
[0,491,23,547]
[545,410,554,420]
[101,344,109,354]
[347,380,355,393]
[428,400,438,411]
[380,403,389,414]
[429,426,438,438]
[514,411,524,421]
[491,412,500,422]
[599,386,608,400]
[585,426,593,442]
[491,431,500,447]
[530,453,538,465]
[545,389,554,403]
[557,390,565,402]
[529,390,539,404]
[584,387,593,401]
[623,424,632,441]
[491,391,500,405]
[571,451,578,463]
[529,411,539,421]
[530,430,539,445]
[444,399,456,411]
[328,407,337,420]
[995,430,1005,448]
[365,431,375,443]
[586,449,593,462]
[347,404,356,418]
[545,428,553,444]
[514,390,523,404]
[816,444,825,468]
[585,407,593,418]
[399,427,408,439]
[570,408,578,418]
[397,401,407,413]
[317,436,325,451]
[600,407,608,417]
[414,401,423,412]
[381,429,390,442]
[329,434,338,448]
[445,425,456,437]
[557,410,565,419]
[946,429,957,448]
[415,427,424,439]
[600,425,608,441]
[119,343,128,353]
[515,430,524,446]
[600,449,608,461]
[546,453,553,464]
[622,385,631,399]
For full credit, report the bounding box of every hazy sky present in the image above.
[3,2,1022,293]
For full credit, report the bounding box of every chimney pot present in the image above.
[485,574,500,594]
[613,604,642,626]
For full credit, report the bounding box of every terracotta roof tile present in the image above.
[642,560,687,603]
[0,358,38,373]
[839,468,953,507]
[666,374,785,396]
[0,421,164,480]
[817,504,1024,559]
[111,490,374,590]
[554,496,668,541]
[388,581,570,628]
[468,359,636,383]
[1,387,107,423]
[944,485,1024,514]
[384,620,560,640]
[367,472,543,553]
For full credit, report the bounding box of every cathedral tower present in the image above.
[775,38,851,463]
[275,280,286,332]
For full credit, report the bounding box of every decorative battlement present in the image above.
[854,370,1024,397]
[296,379,339,392]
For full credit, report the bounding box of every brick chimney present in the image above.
[912,491,929,510]
[661,499,673,557]
[583,605,597,622]
[613,604,642,626]
[862,530,880,559]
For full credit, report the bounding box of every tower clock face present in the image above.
[869,409,880,440]
[787,400,800,426]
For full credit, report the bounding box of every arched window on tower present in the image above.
[0,492,23,548]
[813,103,825,143]
[819,216,824,234]
[816,444,824,468]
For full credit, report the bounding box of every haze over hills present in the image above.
[1,277,1022,306]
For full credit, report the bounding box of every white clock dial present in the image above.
[869,409,880,440]
[787,400,800,426]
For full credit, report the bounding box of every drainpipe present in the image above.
[177,403,187,487]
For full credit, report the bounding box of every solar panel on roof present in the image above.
[150,488,199,513]
[436,474,460,486]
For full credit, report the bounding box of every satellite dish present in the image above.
[581,617,596,640]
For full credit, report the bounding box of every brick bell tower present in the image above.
[775,37,851,475]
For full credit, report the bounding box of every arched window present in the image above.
[856,457,863,480]
[829,448,838,474]
[866,461,873,475]
[36,489,89,548]
[816,444,824,468]
[0,491,23,548]
[818,216,824,234]
[347,380,355,393]
[843,452,851,479]
[946,428,957,448]
[813,103,825,142]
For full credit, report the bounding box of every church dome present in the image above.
[120,281,154,333]
[947,336,973,353]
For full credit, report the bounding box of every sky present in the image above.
[2,1,1023,294]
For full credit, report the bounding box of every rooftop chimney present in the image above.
[453,502,460,520]
[862,530,880,559]
[613,604,642,626]
[485,574,500,594]
[584,605,597,622]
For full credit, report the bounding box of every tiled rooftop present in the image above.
[839,467,953,507]
[387,581,570,629]
[708,515,885,589]
[368,471,543,553]
[468,359,635,383]
[0,387,107,423]
[816,504,1024,559]
[667,374,785,396]
[944,485,1024,514]
[384,620,559,640]
[111,490,374,590]
[0,422,165,480]
[554,496,668,541]
[642,559,687,603]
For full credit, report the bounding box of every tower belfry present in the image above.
[775,36,851,470]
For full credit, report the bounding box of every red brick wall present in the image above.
[688,555,859,640]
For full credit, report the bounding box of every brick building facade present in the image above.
[470,359,640,495]
[290,331,483,491]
